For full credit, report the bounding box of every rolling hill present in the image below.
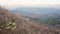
[12,7,60,26]
[12,7,60,18]
[0,7,60,34]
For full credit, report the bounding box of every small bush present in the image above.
[6,17,16,31]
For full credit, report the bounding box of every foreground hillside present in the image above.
[0,8,60,34]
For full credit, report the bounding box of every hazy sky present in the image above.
[0,0,60,9]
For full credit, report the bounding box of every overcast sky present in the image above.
[0,0,60,9]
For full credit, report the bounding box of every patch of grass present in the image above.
[0,21,3,27]
[0,21,3,31]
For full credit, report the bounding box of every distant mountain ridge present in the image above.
[12,7,60,18]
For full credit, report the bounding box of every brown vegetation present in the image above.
[0,8,60,34]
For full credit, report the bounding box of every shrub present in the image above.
[6,17,16,31]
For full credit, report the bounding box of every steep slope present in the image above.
[0,8,60,34]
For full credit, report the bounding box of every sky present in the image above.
[0,0,60,9]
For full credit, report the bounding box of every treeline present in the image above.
[30,17,60,25]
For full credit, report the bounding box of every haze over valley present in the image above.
[0,0,60,34]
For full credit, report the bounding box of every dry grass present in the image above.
[0,8,60,34]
